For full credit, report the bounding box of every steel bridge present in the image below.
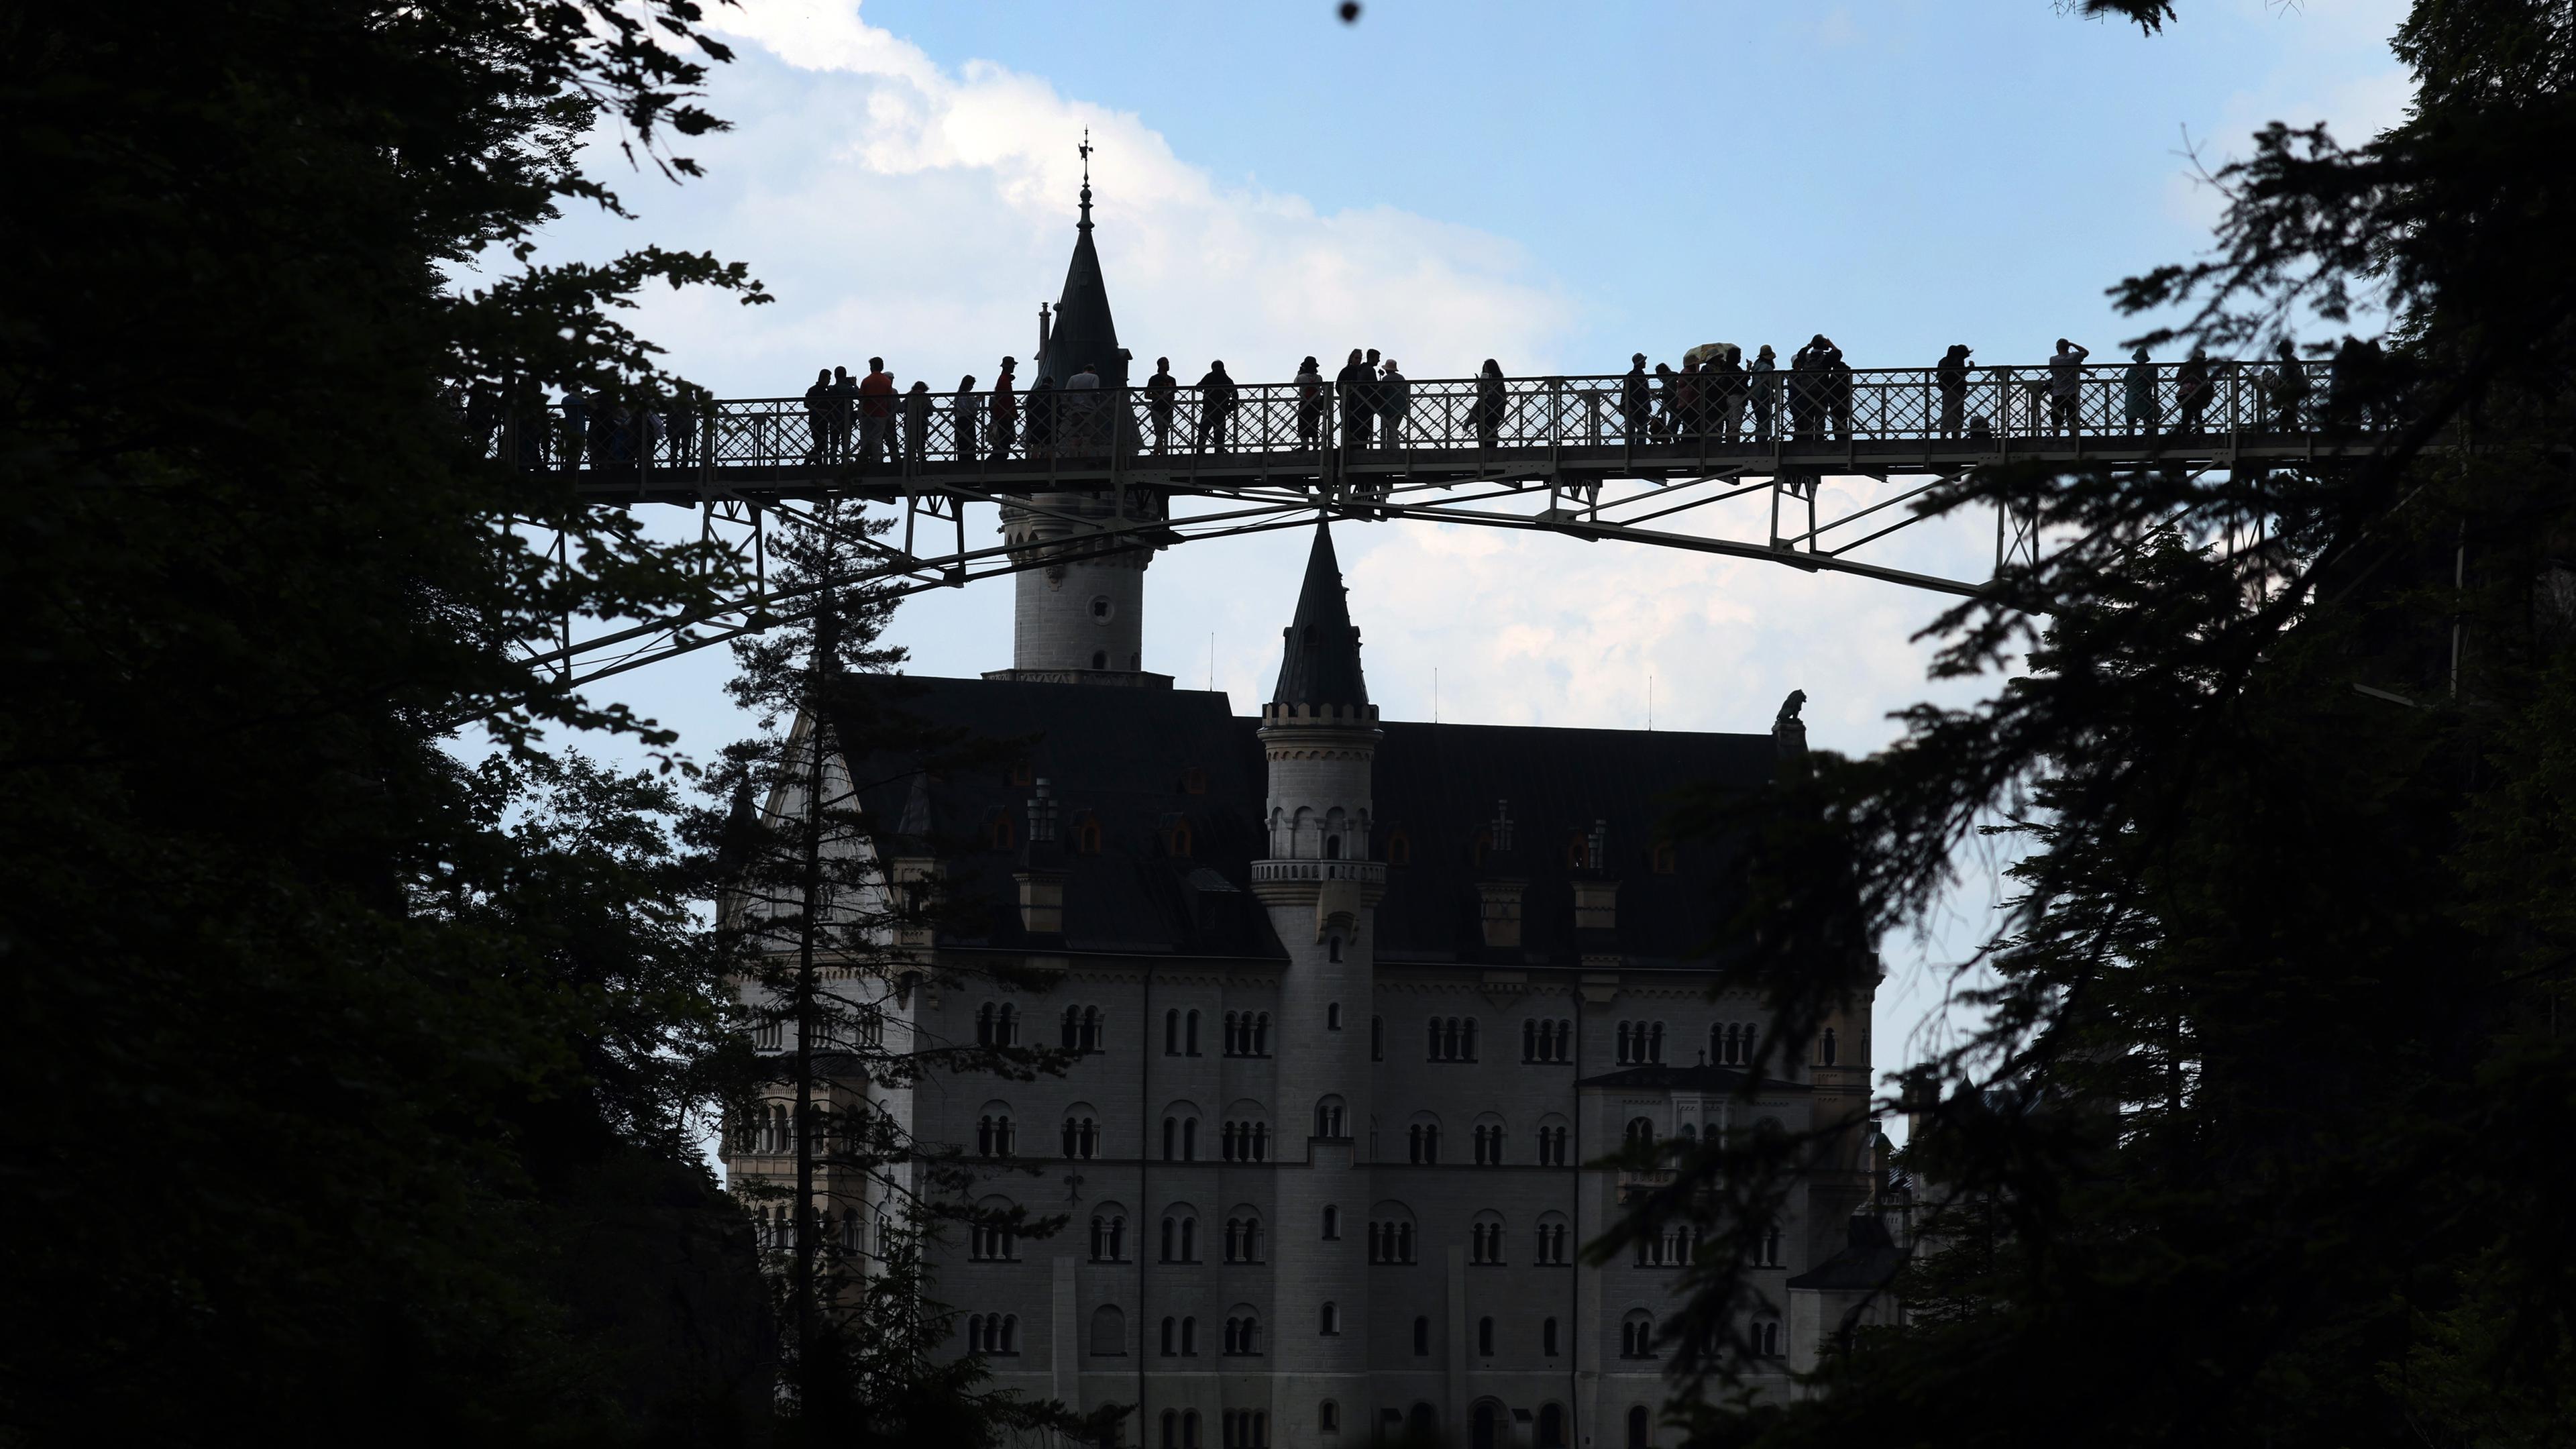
[508,359,2387,686]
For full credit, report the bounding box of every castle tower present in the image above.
[1250,524,1383,1440]
[989,138,1158,685]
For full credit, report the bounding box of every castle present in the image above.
[720,180,1890,1449]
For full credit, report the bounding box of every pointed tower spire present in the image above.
[1078,127,1093,232]
[1038,130,1124,390]
[1273,523,1369,708]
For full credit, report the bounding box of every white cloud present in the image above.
[576,0,1577,394]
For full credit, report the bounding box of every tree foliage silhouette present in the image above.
[1620,3,2576,1445]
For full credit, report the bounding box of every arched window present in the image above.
[1322,1204,1340,1240]
[1182,1118,1197,1161]
[976,1108,1014,1158]
[1163,1116,1177,1161]
[1223,1010,1240,1055]
[1621,1310,1656,1359]
[1477,1316,1495,1356]
[1320,1401,1340,1432]
[1626,1405,1651,1449]
[1625,1116,1655,1147]
[1314,1095,1347,1139]
[1426,1017,1442,1059]
[1062,1006,1083,1051]
[1411,1316,1431,1356]
[1161,1409,1178,1449]
[1762,1224,1784,1266]
[1444,1017,1462,1059]
[1387,831,1411,865]
[1089,1303,1126,1356]
[1648,1021,1664,1062]
[1160,1316,1177,1356]
[1081,1005,1102,1053]
[1063,1112,1097,1159]
[1327,1002,1343,1030]
[1542,1317,1561,1356]
[1253,1012,1270,1055]
[1320,1301,1340,1336]
[1324,833,1340,859]
[1616,1021,1633,1063]
[1536,1212,1571,1265]
[1179,1316,1197,1356]
[1165,1008,1180,1055]
[1822,1026,1839,1065]
[1523,1019,1538,1061]
[976,1002,995,1045]
[1185,1009,1201,1055]
[1222,1311,1260,1356]
[1538,1403,1567,1448]
[1754,1313,1783,1358]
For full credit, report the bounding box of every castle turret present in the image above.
[987,138,1159,686]
[1250,524,1382,1437]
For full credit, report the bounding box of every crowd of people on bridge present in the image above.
[511,333,2392,473]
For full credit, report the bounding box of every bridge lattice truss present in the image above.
[513,360,2380,688]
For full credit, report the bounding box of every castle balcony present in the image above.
[1252,859,1386,887]
[1617,1169,1678,1205]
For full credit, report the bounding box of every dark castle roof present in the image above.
[833,676,1778,968]
[1037,174,1126,390]
[1272,525,1369,708]
[1784,1214,1904,1291]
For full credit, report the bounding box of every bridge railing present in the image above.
[492,359,2377,475]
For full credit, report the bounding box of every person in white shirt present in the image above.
[2049,337,2092,434]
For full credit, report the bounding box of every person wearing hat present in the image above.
[1936,344,1972,439]
[2123,346,2160,437]
[1620,352,1652,445]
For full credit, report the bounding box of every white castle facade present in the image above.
[722,191,1892,1449]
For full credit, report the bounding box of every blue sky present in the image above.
[517,0,2415,1077]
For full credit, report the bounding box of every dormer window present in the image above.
[1652,841,1677,875]
[1564,834,1587,869]
[1472,830,1491,867]
[984,812,1016,851]
[1074,814,1103,855]
[1386,830,1411,866]
[1164,818,1194,858]
[1008,761,1033,788]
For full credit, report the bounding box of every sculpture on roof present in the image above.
[1773,688,1809,759]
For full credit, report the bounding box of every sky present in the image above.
[504,0,2415,1092]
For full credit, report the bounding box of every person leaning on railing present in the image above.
[1709,346,1748,443]
[1377,358,1409,448]
[1473,360,1505,449]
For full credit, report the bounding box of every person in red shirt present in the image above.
[987,356,1018,460]
[858,356,897,467]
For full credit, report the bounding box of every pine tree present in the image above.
[702,496,1117,1444]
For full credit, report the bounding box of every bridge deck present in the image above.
[564,429,2387,506]
[504,358,2395,505]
